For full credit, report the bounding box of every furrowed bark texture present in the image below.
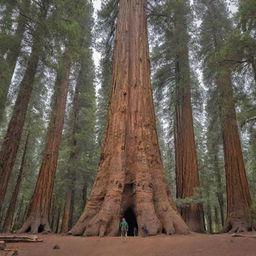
[173,0,204,233]
[0,2,48,213]
[70,0,189,237]
[204,0,252,233]
[217,67,252,232]
[18,51,72,233]
[61,183,75,233]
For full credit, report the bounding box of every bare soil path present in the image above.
[1,232,256,256]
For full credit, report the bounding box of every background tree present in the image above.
[0,0,50,213]
[0,0,30,124]
[150,0,204,232]
[196,0,252,232]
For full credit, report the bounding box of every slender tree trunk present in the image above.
[214,206,220,232]
[61,58,83,233]
[0,2,48,212]
[0,0,29,124]
[18,50,72,233]
[53,205,61,233]
[61,183,75,233]
[70,0,189,237]
[173,0,204,232]
[2,132,30,233]
[217,66,252,232]
[13,195,25,231]
[49,195,56,229]
[61,144,76,233]
[206,202,213,234]
[213,153,225,227]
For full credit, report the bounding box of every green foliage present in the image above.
[238,0,256,32]
[175,187,206,208]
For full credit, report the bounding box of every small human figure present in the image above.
[142,225,148,237]
[133,227,138,236]
[120,217,128,237]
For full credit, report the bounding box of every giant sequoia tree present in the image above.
[172,0,204,232]
[18,50,72,233]
[198,0,252,232]
[70,0,189,237]
[0,1,49,212]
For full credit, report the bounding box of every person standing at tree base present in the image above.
[120,218,128,237]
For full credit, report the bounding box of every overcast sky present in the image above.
[93,0,101,11]
[92,0,238,91]
[92,0,102,83]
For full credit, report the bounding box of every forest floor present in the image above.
[1,232,256,256]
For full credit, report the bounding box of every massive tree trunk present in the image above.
[0,0,29,124]
[18,50,72,233]
[2,132,30,233]
[217,66,252,232]
[70,0,189,237]
[0,2,48,213]
[173,0,205,232]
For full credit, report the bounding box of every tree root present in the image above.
[17,217,51,234]
[222,217,251,233]
[69,195,189,236]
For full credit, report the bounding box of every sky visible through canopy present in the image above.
[91,0,237,92]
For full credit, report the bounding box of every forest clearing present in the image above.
[1,233,256,256]
[0,0,256,255]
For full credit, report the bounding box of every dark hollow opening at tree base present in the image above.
[123,207,138,236]
[38,224,45,233]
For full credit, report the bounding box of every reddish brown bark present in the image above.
[70,0,189,237]
[0,2,48,213]
[173,1,204,232]
[2,132,30,233]
[61,185,75,233]
[217,67,252,232]
[61,126,77,233]
[202,0,252,233]
[18,50,72,233]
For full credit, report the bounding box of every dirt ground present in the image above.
[1,232,256,256]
